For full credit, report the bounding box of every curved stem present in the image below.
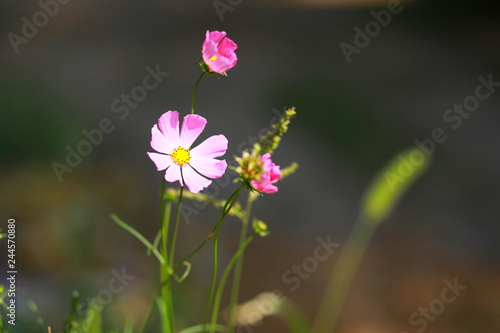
[226,192,255,332]
[191,72,205,114]
[210,234,255,333]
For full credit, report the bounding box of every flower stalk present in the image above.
[226,191,257,333]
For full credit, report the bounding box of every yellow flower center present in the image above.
[171,147,191,166]
[209,55,217,62]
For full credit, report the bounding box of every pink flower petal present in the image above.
[183,166,212,193]
[209,57,232,74]
[250,153,281,194]
[147,152,173,171]
[179,114,207,148]
[164,165,183,186]
[210,31,227,42]
[251,180,278,193]
[190,135,228,159]
[202,40,218,64]
[150,124,174,154]
[219,37,237,53]
[157,111,180,148]
[190,157,227,179]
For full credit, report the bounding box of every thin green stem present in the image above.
[111,214,165,265]
[177,184,245,272]
[169,186,184,267]
[203,183,245,331]
[163,185,183,332]
[191,72,205,114]
[210,235,255,333]
[138,290,162,333]
[310,215,373,333]
[159,178,173,333]
[226,192,255,332]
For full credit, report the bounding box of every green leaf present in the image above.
[64,291,83,333]
[360,146,431,224]
[174,261,191,284]
[84,300,102,333]
[26,298,45,332]
[111,214,166,265]
[311,146,431,333]
[122,317,134,333]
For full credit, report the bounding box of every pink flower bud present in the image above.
[202,30,238,74]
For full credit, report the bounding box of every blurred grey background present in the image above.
[1,0,499,332]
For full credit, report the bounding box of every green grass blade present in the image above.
[360,146,431,224]
[26,298,45,332]
[311,146,431,333]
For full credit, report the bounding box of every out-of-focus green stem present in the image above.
[226,192,256,332]
[203,183,246,331]
[310,215,374,333]
[210,234,255,333]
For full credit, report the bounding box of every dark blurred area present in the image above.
[1,0,499,332]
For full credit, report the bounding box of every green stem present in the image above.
[191,72,205,114]
[226,192,255,332]
[159,179,173,333]
[169,186,184,267]
[210,235,255,333]
[111,214,165,265]
[164,185,183,332]
[138,290,162,333]
[176,184,245,272]
[309,215,374,333]
[203,184,245,331]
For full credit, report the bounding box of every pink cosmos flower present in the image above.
[202,30,238,74]
[147,111,228,193]
[251,153,281,194]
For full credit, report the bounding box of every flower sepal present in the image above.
[199,61,225,76]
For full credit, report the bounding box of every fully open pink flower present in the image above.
[147,111,228,193]
[202,30,238,74]
[251,153,281,194]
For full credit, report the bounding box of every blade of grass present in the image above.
[311,146,431,333]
